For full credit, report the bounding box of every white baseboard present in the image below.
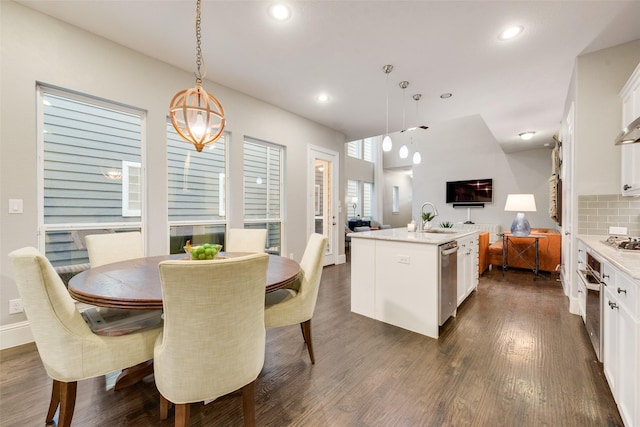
[336,254,346,265]
[0,320,34,350]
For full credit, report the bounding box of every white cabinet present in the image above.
[601,260,639,427]
[351,237,441,338]
[619,62,640,196]
[457,232,479,307]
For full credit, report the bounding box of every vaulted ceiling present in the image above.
[17,0,640,152]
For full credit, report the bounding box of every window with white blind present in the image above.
[347,138,375,162]
[363,182,374,218]
[243,137,283,254]
[38,86,144,267]
[347,140,362,159]
[363,137,375,162]
[167,125,227,254]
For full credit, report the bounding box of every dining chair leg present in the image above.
[300,323,307,342]
[46,380,61,424]
[159,394,170,420]
[241,380,256,427]
[174,403,190,427]
[58,381,77,427]
[301,319,315,364]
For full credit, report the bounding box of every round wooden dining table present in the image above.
[68,253,301,310]
[68,252,301,390]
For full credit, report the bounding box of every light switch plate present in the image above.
[8,199,23,214]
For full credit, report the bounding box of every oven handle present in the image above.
[584,264,602,285]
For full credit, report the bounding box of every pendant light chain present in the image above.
[195,0,206,82]
[168,0,226,152]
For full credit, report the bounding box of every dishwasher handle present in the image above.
[441,242,459,256]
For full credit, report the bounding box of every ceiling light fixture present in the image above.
[381,64,394,152]
[316,93,329,103]
[410,94,423,164]
[402,94,429,133]
[269,3,291,21]
[519,131,536,140]
[440,93,453,99]
[169,0,226,152]
[398,81,409,159]
[499,25,524,40]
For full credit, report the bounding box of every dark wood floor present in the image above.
[0,263,622,426]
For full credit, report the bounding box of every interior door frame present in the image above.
[307,145,339,266]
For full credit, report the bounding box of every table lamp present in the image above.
[504,194,536,236]
[351,197,358,218]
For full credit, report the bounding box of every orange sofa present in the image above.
[488,228,561,273]
[478,232,490,275]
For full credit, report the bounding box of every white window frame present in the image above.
[37,84,146,262]
[122,160,141,217]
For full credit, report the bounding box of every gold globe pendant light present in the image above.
[169,0,226,152]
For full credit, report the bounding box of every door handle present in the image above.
[564,231,571,235]
[332,222,336,226]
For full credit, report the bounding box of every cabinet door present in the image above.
[616,304,638,427]
[603,285,618,396]
[621,143,640,196]
[457,246,466,306]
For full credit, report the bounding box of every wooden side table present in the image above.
[499,233,548,279]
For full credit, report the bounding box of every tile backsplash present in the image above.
[578,194,640,236]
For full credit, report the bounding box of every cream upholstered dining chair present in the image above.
[8,247,162,427]
[85,231,143,267]
[264,233,327,364]
[154,253,269,427]
[84,230,162,334]
[225,228,267,253]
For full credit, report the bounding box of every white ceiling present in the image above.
[17,0,640,153]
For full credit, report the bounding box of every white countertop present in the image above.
[349,227,477,245]
[578,235,640,280]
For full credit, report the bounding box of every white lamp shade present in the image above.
[350,197,358,205]
[504,194,536,212]
[382,135,393,152]
[412,151,421,164]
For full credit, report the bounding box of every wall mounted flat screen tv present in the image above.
[446,179,493,204]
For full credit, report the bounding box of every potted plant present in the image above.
[440,221,454,228]
[421,212,435,230]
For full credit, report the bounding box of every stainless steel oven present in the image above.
[578,252,603,361]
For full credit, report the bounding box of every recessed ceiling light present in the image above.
[440,93,453,99]
[316,93,330,103]
[519,131,535,140]
[269,4,291,21]
[499,26,524,40]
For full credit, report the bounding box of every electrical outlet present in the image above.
[9,298,23,314]
[398,255,410,264]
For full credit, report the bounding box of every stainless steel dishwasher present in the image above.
[439,241,459,326]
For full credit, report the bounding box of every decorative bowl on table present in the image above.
[184,240,223,260]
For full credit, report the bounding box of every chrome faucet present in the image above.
[420,202,439,229]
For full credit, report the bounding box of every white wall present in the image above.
[0,2,345,335]
[383,115,556,231]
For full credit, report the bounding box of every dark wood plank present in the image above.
[0,264,622,426]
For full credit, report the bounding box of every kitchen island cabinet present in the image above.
[350,228,477,339]
[577,236,639,427]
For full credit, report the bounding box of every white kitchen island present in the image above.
[350,227,478,339]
